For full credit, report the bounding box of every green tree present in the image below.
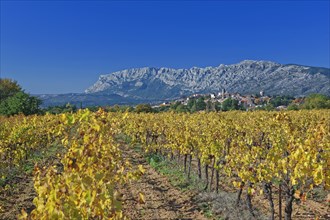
[264,103,275,111]
[0,78,22,101]
[154,105,170,112]
[135,104,153,113]
[215,102,222,111]
[270,95,294,107]
[222,98,241,111]
[287,103,299,110]
[0,79,42,116]
[170,101,181,110]
[175,104,188,113]
[0,91,41,116]
[190,103,197,113]
[301,94,330,109]
[195,97,206,111]
[187,98,195,109]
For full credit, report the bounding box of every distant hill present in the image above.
[37,93,148,107]
[39,60,330,107]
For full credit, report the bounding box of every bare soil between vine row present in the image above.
[119,146,206,220]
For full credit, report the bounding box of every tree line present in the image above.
[1,78,329,116]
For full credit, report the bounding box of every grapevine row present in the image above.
[121,110,329,220]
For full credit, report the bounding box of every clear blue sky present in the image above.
[1,1,329,94]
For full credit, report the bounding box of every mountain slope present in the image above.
[37,93,145,107]
[85,60,330,99]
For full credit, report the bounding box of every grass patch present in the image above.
[308,187,329,202]
[146,153,201,187]
[133,144,143,153]
[145,153,220,218]
[200,202,216,218]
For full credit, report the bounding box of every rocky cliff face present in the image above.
[85,60,330,100]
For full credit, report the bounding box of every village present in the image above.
[154,89,304,111]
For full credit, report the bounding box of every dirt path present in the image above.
[0,175,36,220]
[119,147,206,220]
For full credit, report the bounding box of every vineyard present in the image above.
[0,109,329,219]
